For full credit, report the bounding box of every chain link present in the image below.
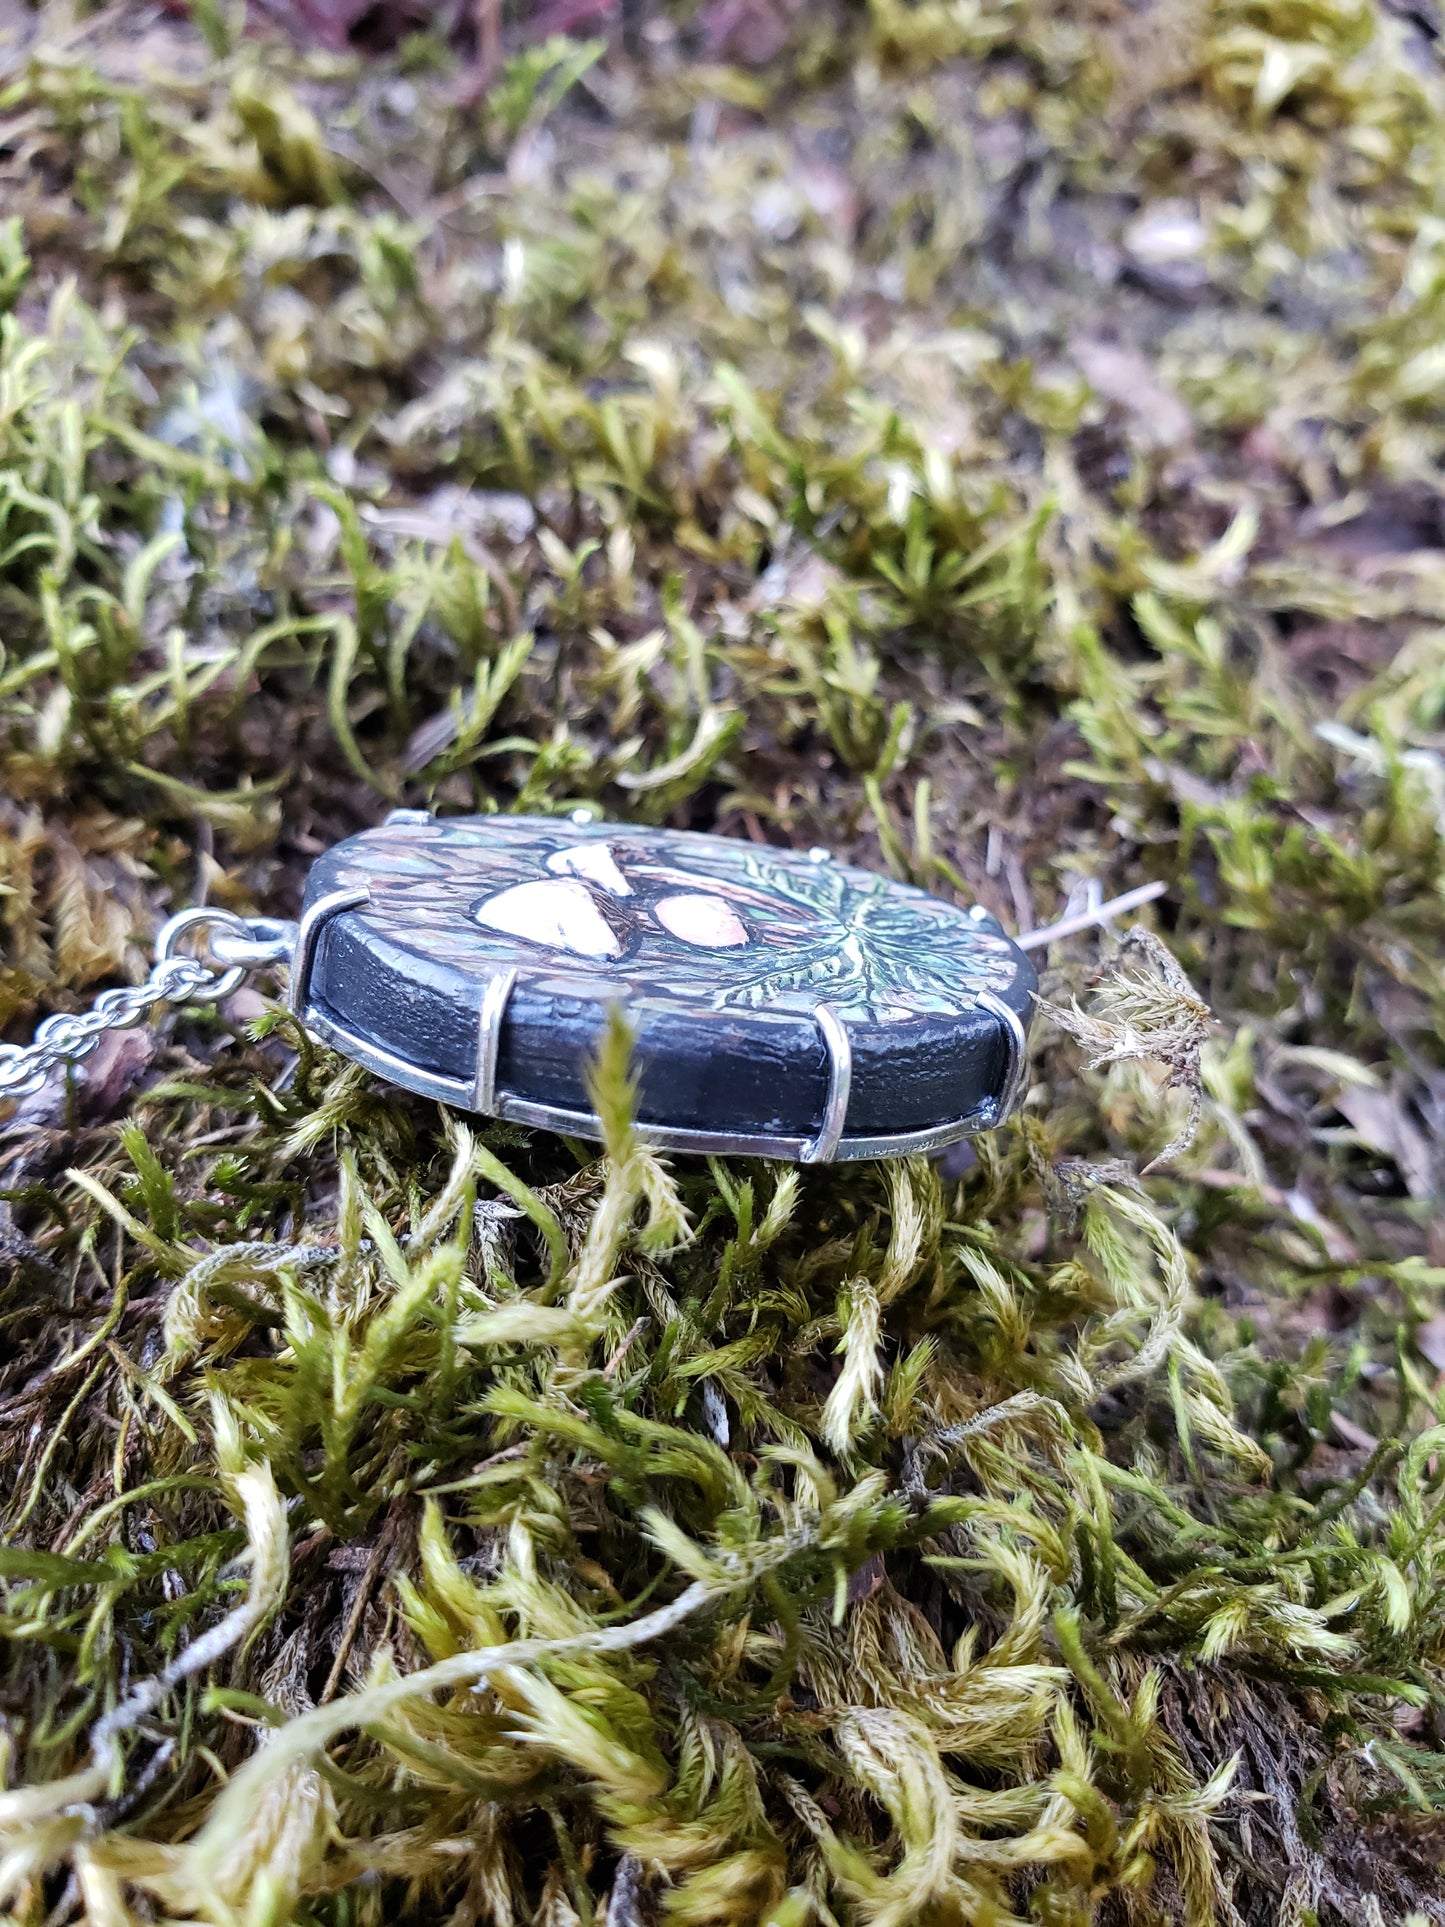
[0,913,296,1103]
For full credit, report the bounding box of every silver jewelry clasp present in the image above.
[154,909,297,1002]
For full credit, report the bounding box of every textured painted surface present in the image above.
[311,814,1027,1021]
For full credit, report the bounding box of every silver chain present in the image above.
[0,909,296,1103]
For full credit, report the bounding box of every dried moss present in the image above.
[1,2,1445,1923]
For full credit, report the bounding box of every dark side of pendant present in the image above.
[293,811,1038,1163]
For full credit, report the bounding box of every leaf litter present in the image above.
[0,0,1444,1922]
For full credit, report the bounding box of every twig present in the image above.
[319,1503,405,1704]
[1016,880,1169,951]
[476,0,502,89]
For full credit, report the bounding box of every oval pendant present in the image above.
[294,812,1036,1162]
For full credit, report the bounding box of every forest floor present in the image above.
[2,1,1445,1922]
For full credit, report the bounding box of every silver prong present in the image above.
[385,808,433,826]
[288,886,370,1018]
[473,967,518,1116]
[803,1005,852,1164]
[977,990,1029,1123]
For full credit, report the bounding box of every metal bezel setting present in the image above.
[292,882,1025,1161]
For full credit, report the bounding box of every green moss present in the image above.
[1,2,1444,1922]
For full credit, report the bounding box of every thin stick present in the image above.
[319,1527,392,1705]
[1016,880,1168,952]
[476,0,502,88]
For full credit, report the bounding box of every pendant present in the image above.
[291,810,1037,1163]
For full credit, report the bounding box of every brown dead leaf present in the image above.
[1414,1315,1445,1374]
[700,0,803,65]
[1071,337,1194,450]
[1333,1084,1437,1200]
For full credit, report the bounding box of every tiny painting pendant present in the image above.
[294,813,1037,1162]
